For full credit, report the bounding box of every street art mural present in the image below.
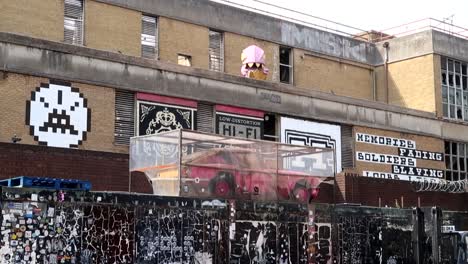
[0,188,466,264]
[354,127,445,183]
[241,45,269,80]
[26,80,91,148]
[281,117,342,173]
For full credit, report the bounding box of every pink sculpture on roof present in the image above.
[241,45,269,80]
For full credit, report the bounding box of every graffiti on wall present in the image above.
[355,129,445,182]
[26,80,91,148]
[281,117,341,174]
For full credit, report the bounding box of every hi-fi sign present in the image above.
[216,113,263,139]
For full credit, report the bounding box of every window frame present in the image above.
[141,15,159,59]
[441,57,468,121]
[444,140,467,181]
[279,46,293,84]
[63,0,85,45]
[209,30,224,72]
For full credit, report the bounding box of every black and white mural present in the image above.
[137,101,196,136]
[215,113,263,139]
[280,117,341,173]
[26,80,91,148]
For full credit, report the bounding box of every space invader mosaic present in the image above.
[26,80,91,148]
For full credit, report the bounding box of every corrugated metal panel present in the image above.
[209,30,224,71]
[64,0,83,45]
[341,124,354,169]
[197,102,214,133]
[114,90,135,145]
[141,15,158,59]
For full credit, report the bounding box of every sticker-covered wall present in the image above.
[354,126,445,182]
[0,73,127,153]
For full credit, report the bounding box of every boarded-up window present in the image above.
[114,90,135,145]
[209,30,224,71]
[141,15,158,59]
[64,0,84,45]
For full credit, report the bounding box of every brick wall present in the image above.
[158,17,209,69]
[294,51,374,100]
[0,142,131,192]
[85,0,141,56]
[340,174,468,211]
[0,0,63,42]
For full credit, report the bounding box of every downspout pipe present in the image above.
[383,42,390,103]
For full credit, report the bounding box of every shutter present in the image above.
[64,0,84,45]
[114,90,135,145]
[141,16,158,59]
[197,102,214,133]
[209,31,224,71]
[341,124,354,169]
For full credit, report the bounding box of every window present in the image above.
[114,90,135,145]
[444,141,467,181]
[279,47,293,84]
[141,15,158,59]
[441,57,468,121]
[209,30,224,71]
[64,0,84,45]
[178,54,192,67]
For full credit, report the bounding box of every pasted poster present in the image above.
[354,127,445,182]
[26,80,91,148]
[215,105,264,139]
[137,102,196,136]
[280,117,341,173]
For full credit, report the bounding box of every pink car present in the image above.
[179,148,321,202]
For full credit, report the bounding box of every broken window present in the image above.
[442,57,468,121]
[279,47,293,84]
[444,141,468,181]
[209,30,224,72]
[178,54,192,67]
[64,0,84,45]
[141,15,158,59]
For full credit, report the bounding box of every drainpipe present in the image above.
[383,42,390,103]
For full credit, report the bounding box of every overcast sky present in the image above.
[211,0,468,37]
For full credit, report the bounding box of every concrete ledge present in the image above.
[2,32,468,141]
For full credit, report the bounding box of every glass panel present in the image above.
[464,92,468,105]
[459,144,466,156]
[465,108,468,121]
[460,172,466,180]
[462,63,467,75]
[442,71,447,85]
[457,107,463,119]
[442,86,448,103]
[449,73,454,86]
[463,76,467,90]
[453,172,459,181]
[452,142,458,155]
[455,61,461,73]
[280,65,291,84]
[449,105,455,119]
[280,47,291,65]
[445,155,451,169]
[452,157,458,171]
[444,141,451,154]
[448,60,454,71]
[441,57,447,70]
[456,90,462,105]
[445,171,452,181]
[443,104,448,117]
[449,88,455,104]
[456,74,461,88]
[460,157,466,172]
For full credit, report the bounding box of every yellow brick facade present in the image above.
[294,51,373,100]
[0,73,127,153]
[158,17,209,69]
[85,0,141,56]
[386,55,437,113]
[224,32,279,82]
[0,0,63,42]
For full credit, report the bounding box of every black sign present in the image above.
[138,102,196,136]
[215,113,263,139]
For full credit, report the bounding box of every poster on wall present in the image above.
[354,127,445,182]
[137,93,197,136]
[215,105,264,139]
[26,80,91,148]
[280,117,341,173]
